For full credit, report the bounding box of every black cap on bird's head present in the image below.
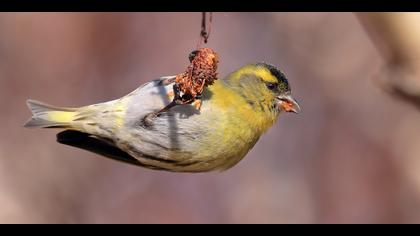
[256,62,290,91]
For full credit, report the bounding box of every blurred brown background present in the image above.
[1,12,420,223]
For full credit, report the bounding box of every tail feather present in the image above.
[24,99,77,128]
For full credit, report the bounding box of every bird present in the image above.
[24,62,300,172]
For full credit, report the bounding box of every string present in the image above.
[197,12,212,49]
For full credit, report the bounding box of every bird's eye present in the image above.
[266,83,276,90]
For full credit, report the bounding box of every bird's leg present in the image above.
[143,84,184,127]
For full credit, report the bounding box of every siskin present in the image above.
[24,63,300,172]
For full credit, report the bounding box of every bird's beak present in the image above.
[277,94,301,114]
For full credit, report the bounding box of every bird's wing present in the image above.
[113,76,221,167]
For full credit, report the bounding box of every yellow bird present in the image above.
[24,63,300,172]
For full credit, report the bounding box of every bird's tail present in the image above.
[24,99,77,128]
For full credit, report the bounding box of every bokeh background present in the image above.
[1,12,420,223]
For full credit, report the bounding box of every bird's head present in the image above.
[223,63,300,116]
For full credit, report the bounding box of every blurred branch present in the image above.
[357,13,420,110]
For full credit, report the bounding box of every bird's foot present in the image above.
[192,99,202,111]
[142,112,158,127]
